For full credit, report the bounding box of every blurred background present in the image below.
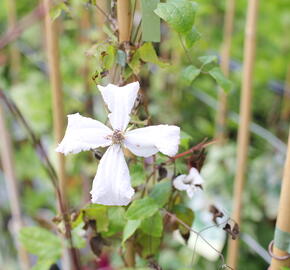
[0,0,289,269]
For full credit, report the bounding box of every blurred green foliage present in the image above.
[0,0,289,269]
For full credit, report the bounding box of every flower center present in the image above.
[111,129,124,144]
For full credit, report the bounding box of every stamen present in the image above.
[111,130,124,144]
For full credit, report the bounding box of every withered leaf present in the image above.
[209,205,224,224]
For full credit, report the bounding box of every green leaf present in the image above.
[172,205,194,234]
[181,65,201,85]
[180,130,192,149]
[103,45,116,70]
[184,27,201,48]
[103,207,126,236]
[130,163,146,187]
[31,259,55,270]
[209,67,233,92]
[139,42,168,68]
[136,233,161,258]
[19,227,62,261]
[122,220,141,243]
[140,212,163,237]
[125,197,159,220]
[84,204,109,232]
[71,223,86,249]
[141,0,161,42]
[154,0,198,33]
[149,179,172,207]
[50,3,68,20]
[198,55,218,71]
[128,51,142,74]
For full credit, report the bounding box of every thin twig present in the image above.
[0,89,58,186]
[162,209,233,270]
[191,218,230,266]
[166,139,217,164]
[0,103,30,270]
[0,89,80,269]
[0,0,63,49]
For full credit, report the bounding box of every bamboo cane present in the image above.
[215,0,235,144]
[269,129,290,269]
[0,104,30,270]
[281,66,290,121]
[43,1,81,270]
[226,0,259,268]
[117,0,132,42]
[43,0,66,202]
[116,1,135,265]
[6,0,20,83]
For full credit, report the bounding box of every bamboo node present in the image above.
[268,240,290,261]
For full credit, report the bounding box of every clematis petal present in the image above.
[173,175,188,191]
[124,125,180,157]
[56,113,112,155]
[188,168,204,185]
[90,144,134,206]
[98,82,140,131]
[186,188,195,198]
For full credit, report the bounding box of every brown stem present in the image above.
[124,240,136,267]
[166,139,216,164]
[0,1,46,49]
[227,0,259,268]
[0,90,58,187]
[0,103,30,270]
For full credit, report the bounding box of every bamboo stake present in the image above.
[116,1,135,265]
[227,0,259,268]
[43,1,81,270]
[281,66,290,121]
[43,0,66,201]
[270,129,290,269]
[215,0,235,143]
[80,7,94,116]
[0,104,30,270]
[117,0,132,42]
[6,0,21,83]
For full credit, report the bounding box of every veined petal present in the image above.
[90,144,134,206]
[173,175,188,191]
[188,168,204,185]
[98,82,140,131]
[124,125,180,157]
[56,113,112,155]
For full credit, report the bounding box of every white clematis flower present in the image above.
[56,82,180,206]
[173,167,204,198]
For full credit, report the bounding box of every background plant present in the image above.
[0,0,289,270]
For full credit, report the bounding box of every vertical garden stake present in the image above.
[269,129,290,269]
[0,104,30,270]
[227,0,259,269]
[215,0,235,143]
[43,1,81,270]
[117,0,132,42]
[116,0,135,266]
